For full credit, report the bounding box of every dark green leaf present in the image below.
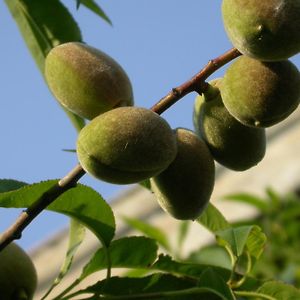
[152,254,231,282]
[80,236,158,280]
[83,274,221,300]
[75,0,112,25]
[5,0,82,73]
[197,203,230,233]
[198,268,235,300]
[0,179,28,193]
[5,0,85,131]
[139,179,151,190]
[123,216,171,251]
[0,180,115,246]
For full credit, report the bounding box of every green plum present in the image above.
[221,56,300,128]
[45,42,134,120]
[222,0,300,61]
[150,128,215,220]
[194,79,266,171]
[0,242,37,300]
[77,107,177,184]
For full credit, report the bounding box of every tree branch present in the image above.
[151,47,241,114]
[0,47,241,251]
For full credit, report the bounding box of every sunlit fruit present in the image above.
[150,128,215,220]
[222,0,300,61]
[45,42,134,119]
[221,56,300,128]
[194,79,266,171]
[77,107,177,184]
[0,242,37,300]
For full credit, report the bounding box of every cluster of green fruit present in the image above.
[194,0,300,172]
[44,0,300,222]
[45,42,215,221]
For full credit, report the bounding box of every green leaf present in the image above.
[82,274,222,300]
[5,0,85,131]
[152,254,231,282]
[223,193,268,213]
[176,221,190,256]
[5,0,82,73]
[198,268,236,300]
[256,281,300,300]
[139,179,151,190]
[216,225,266,260]
[123,216,171,251]
[80,236,158,280]
[188,245,232,270]
[0,180,115,246]
[75,0,112,25]
[0,179,28,193]
[197,203,230,233]
[41,219,86,299]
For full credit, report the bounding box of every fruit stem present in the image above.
[151,47,241,114]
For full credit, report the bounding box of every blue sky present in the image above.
[0,1,299,250]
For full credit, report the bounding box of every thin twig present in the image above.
[151,47,241,114]
[0,48,241,251]
[0,164,86,251]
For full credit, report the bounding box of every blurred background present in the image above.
[0,0,299,252]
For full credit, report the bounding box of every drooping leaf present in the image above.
[41,218,86,299]
[256,280,300,300]
[198,268,236,300]
[5,0,85,131]
[74,0,112,25]
[223,193,268,213]
[197,203,230,233]
[216,225,266,261]
[0,179,28,193]
[80,236,158,280]
[0,180,115,246]
[123,216,171,251]
[82,274,222,300]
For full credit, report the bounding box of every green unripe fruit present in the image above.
[0,242,37,300]
[77,107,177,184]
[45,42,134,119]
[194,79,266,171]
[221,56,300,128]
[222,0,300,61]
[150,128,215,220]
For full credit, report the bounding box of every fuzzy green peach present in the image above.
[150,128,215,220]
[194,78,266,171]
[222,0,300,61]
[77,107,177,184]
[45,42,134,120]
[221,56,300,128]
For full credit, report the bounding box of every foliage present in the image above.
[1,1,300,299]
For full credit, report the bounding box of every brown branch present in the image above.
[0,48,241,251]
[151,47,241,114]
[0,164,86,251]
